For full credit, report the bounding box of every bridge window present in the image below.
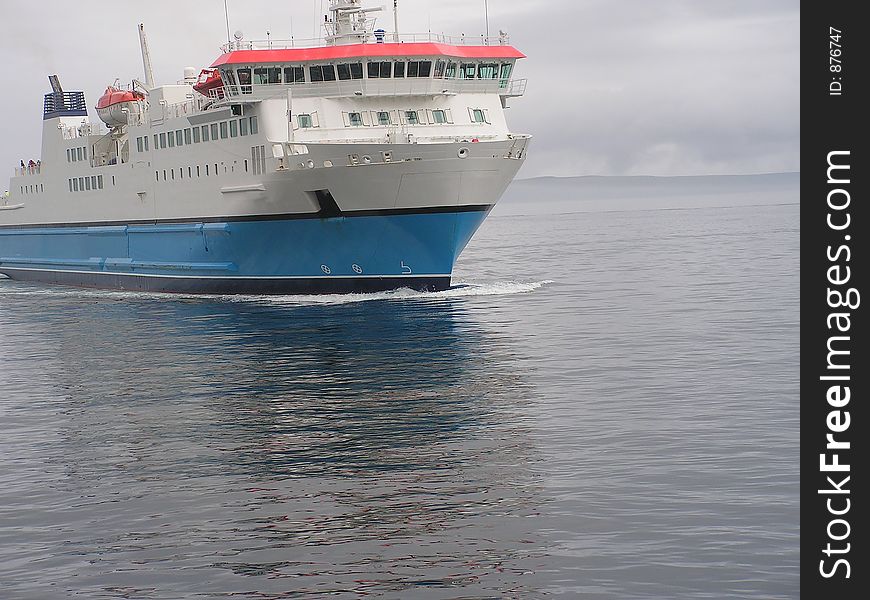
[434,60,446,78]
[446,62,457,79]
[461,63,477,79]
[176,130,183,146]
[393,61,405,78]
[406,61,431,78]
[250,116,259,135]
[478,63,499,79]
[348,112,363,127]
[137,137,144,153]
[405,110,419,125]
[98,175,104,189]
[298,114,313,128]
[193,127,201,143]
[377,111,391,125]
[368,61,392,78]
[184,129,192,144]
[500,63,513,81]
[253,68,269,85]
[432,109,446,124]
[309,65,336,82]
[338,63,363,80]
[168,132,175,148]
[230,120,238,137]
[237,68,252,93]
[220,122,228,139]
[240,118,249,135]
[202,125,210,142]
[159,133,167,149]
[284,66,305,83]
[154,134,159,149]
[76,147,83,161]
[210,123,219,140]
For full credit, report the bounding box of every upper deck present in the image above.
[206,34,526,104]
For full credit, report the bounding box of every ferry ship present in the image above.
[0,0,529,294]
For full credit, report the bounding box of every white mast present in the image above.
[138,24,155,90]
[393,0,399,42]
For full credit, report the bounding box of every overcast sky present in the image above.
[0,0,799,180]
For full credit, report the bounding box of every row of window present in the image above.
[225,60,513,87]
[154,157,254,182]
[66,146,88,163]
[137,116,260,153]
[68,175,105,193]
[332,107,489,128]
[19,183,45,195]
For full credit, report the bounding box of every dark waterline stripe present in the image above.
[0,204,494,231]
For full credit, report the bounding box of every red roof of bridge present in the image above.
[211,43,525,67]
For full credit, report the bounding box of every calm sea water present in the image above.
[0,176,800,599]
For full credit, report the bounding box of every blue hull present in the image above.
[0,208,491,294]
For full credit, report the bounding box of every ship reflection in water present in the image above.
[0,286,545,598]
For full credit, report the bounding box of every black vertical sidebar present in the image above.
[802,2,867,597]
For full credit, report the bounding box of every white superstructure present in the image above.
[1,1,530,294]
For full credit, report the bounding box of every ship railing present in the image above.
[220,32,511,54]
[14,165,42,177]
[209,77,527,102]
[157,99,202,121]
[60,122,105,140]
[502,78,527,97]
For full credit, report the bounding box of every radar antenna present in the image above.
[324,0,384,46]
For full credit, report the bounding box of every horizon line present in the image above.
[516,171,801,182]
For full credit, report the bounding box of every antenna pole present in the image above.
[484,0,490,39]
[138,24,155,90]
[224,0,231,44]
[393,0,400,42]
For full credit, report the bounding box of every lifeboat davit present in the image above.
[193,69,224,98]
[96,87,145,127]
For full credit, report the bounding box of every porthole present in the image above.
[458,147,469,159]
[306,160,315,169]
[362,155,372,164]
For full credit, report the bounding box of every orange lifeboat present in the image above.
[193,69,224,98]
[96,87,145,127]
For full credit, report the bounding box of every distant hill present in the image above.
[496,173,799,215]
[511,172,799,194]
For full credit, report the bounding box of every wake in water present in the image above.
[235,280,553,306]
[0,277,552,306]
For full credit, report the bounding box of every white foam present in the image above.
[0,278,552,306]
[229,280,553,306]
